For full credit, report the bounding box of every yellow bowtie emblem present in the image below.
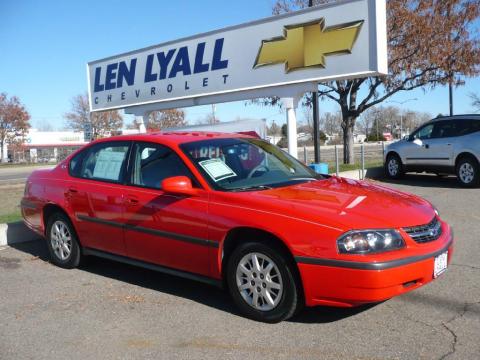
[254,19,363,72]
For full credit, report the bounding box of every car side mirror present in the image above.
[403,135,410,141]
[161,176,198,196]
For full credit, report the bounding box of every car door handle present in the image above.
[423,144,430,149]
[125,196,139,205]
[67,187,78,193]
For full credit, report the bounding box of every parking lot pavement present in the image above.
[1,176,479,360]
[0,165,54,183]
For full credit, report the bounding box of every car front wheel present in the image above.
[227,242,301,323]
[456,157,479,187]
[46,212,82,269]
[385,154,404,179]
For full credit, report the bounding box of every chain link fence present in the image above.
[293,142,389,176]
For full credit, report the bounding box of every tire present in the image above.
[226,242,301,323]
[46,212,82,269]
[385,154,404,179]
[456,157,479,188]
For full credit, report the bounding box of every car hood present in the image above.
[241,177,435,231]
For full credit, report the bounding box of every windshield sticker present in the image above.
[199,158,237,182]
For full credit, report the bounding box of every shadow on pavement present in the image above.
[373,173,462,189]
[10,239,372,323]
[4,221,40,246]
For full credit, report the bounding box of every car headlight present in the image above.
[337,229,405,254]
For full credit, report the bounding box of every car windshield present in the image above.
[180,137,323,191]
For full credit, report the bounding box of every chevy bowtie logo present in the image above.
[254,18,363,73]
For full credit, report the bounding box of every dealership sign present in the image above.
[87,0,387,112]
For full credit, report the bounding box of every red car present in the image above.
[21,132,453,322]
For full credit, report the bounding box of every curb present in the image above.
[333,167,384,180]
[0,221,41,247]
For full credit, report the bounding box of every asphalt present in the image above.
[0,173,479,359]
[0,165,54,183]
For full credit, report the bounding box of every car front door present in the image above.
[403,123,434,166]
[122,141,211,277]
[67,141,131,255]
[422,120,457,167]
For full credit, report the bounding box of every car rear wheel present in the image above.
[385,154,404,179]
[456,157,479,187]
[227,242,301,323]
[46,212,82,269]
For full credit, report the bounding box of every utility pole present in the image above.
[309,0,321,163]
[449,75,453,116]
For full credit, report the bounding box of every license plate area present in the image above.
[434,251,448,278]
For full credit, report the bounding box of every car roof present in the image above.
[91,131,254,147]
[429,114,480,123]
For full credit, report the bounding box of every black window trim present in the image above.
[68,140,133,185]
[124,140,203,191]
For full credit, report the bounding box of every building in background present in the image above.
[7,129,87,163]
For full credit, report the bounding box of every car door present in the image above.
[423,120,458,167]
[66,141,131,255]
[402,123,434,166]
[122,141,211,277]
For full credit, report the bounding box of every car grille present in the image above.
[403,217,442,243]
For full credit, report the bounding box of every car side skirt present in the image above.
[83,247,223,288]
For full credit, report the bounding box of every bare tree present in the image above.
[0,93,31,162]
[271,0,480,163]
[64,93,123,139]
[470,93,480,112]
[320,111,342,136]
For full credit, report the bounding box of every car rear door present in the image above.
[122,141,211,277]
[66,141,131,255]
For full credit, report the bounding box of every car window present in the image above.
[80,142,130,182]
[468,119,480,134]
[454,120,472,136]
[431,121,457,138]
[69,150,86,177]
[131,142,194,189]
[413,124,434,140]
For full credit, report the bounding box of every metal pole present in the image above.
[361,143,365,180]
[303,146,307,164]
[449,80,453,116]
[335,145,339,176]
[309,0,321,164]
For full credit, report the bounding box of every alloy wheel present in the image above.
[388,158,399,176]
[235,252,283,311]
[50,220,72,261]
[459,163,474,184]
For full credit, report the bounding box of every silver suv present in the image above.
[384,115,480,187]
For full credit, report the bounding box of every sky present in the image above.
[1,0,479,130]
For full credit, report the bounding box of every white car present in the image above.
[384,115,480,187]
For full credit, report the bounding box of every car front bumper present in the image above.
[296,229,454,308]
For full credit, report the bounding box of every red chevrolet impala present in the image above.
[21,132,453,322]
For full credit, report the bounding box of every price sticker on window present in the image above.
[199,158,237,182]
